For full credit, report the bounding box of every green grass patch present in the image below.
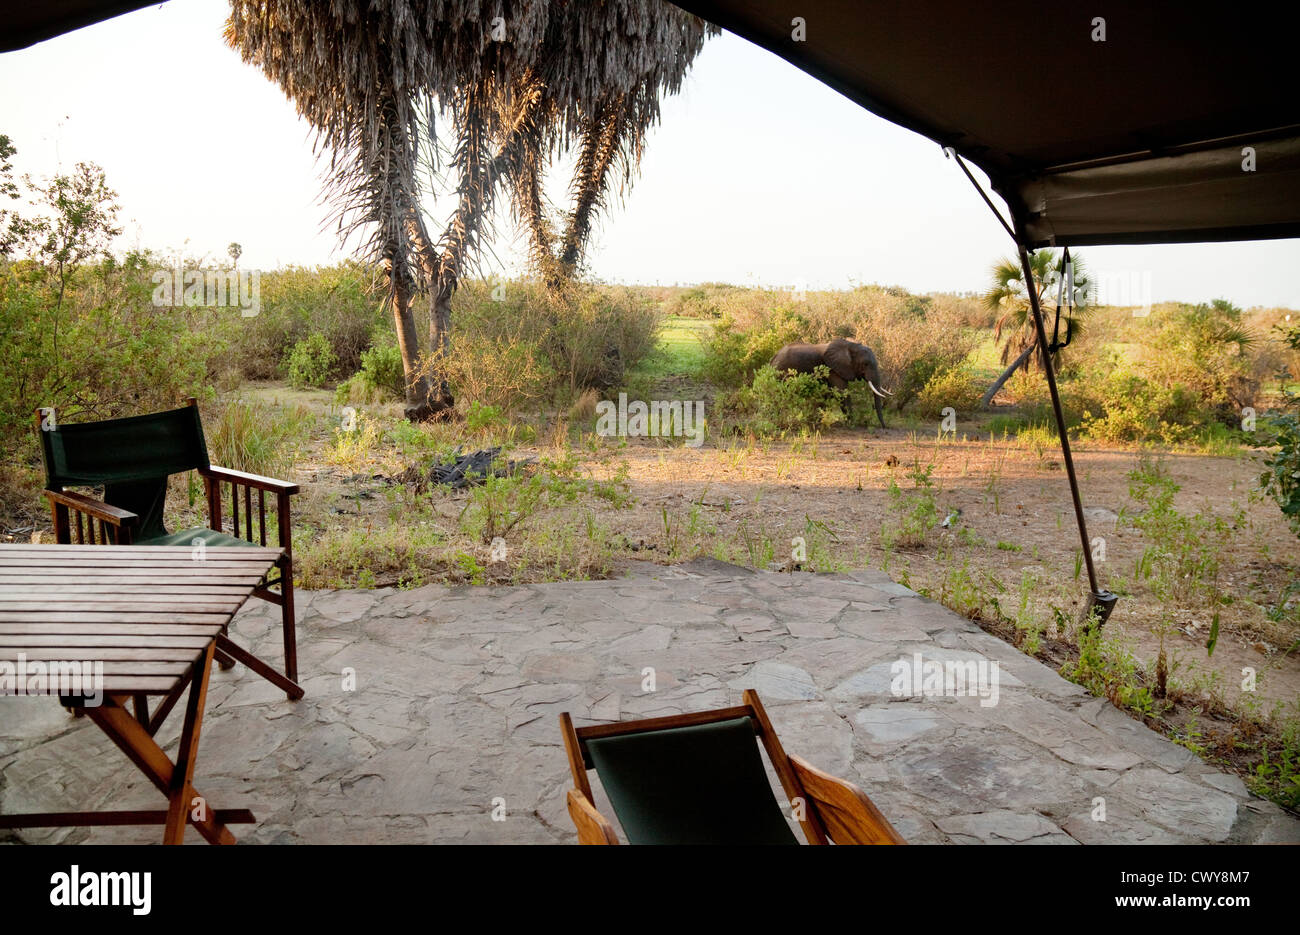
[633,315,710,381]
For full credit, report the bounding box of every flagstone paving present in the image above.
[2,559,1296,844]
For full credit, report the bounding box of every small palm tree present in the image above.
[981,250,1089,406]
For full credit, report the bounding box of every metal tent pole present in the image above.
[947,147,1117,625]
[1016,241,1118,626]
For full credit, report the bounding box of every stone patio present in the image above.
[2,559,1296,844]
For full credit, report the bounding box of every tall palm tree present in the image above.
[226,1,714,421]
[225,1,461,418]
[980,249,1089,407]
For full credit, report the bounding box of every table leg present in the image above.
[132,693,150,726]
[86,647,234,845]
[164,641,215,844]
[146,679,188,736]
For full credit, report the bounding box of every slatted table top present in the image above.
[0,544,283,696]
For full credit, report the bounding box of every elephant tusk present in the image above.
[867,380,888,399]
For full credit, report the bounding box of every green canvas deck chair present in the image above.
[36,398,303,731]
[560,690,906,845]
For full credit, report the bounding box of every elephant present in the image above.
[769,337,894,428]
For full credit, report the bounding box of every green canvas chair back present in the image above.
[584,716,799,845]
[38,404,210,542]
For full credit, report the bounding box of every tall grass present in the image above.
[440,278,660,411]
[204,398,312,478]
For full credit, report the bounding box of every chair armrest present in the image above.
[566,789,620,845]
[789,754,906,845]
[43,489,140,528]
[203,465,299,496]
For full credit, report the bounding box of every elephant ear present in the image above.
[823,340,856,382]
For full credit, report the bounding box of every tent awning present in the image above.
[671,1,1300,247]
[7,0,1298,246]
[1,1,160,53]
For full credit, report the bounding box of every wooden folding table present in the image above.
[0,543,283,844]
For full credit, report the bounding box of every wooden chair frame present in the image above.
[36,398,302,723]
[560,689,906,845]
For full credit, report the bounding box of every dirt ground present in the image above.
[576,422,1300,710]
[239,374,1299,716]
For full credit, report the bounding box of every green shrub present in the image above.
[337,339,405,403]
[1061,625,1157,716]
[457,451,630,543]
[1073,300,1260,446]
[726,365,846,435]
[880,460,942,550]
[360,342,405,397]
[0,253,221,464]
[287,332,338,389]
[1145,299,1258,419]
[1122,457,1241,602]
[891,354,949,411]
[1080,367,1206,444]
[465,400,506,433]
[668,286,719,318]
[1258,343,1300,538]
[701,307,809,388]
[914,366,983,420]
[230,263,385,382]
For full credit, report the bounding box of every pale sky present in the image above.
[2,0,1297,308]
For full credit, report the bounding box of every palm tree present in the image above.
[980,249,1090,407]
[225,2,457,418]
[226,1,714,421]
[510,4,717,288]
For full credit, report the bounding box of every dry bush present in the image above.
[0,461,44,531]
[700,284,982,406]
[436,333,555,414]
[568,388,599,423]
[857,308,980,407]
[1246,307,1300,391]
[1003,369,1049,407]
[449,278,659,399]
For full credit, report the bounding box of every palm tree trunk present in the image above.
[981,343,1037,408]
[388,261,436,420]
[428,284,455,410]
[402,207,455,418]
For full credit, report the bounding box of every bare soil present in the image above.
[581,422,1299,711]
